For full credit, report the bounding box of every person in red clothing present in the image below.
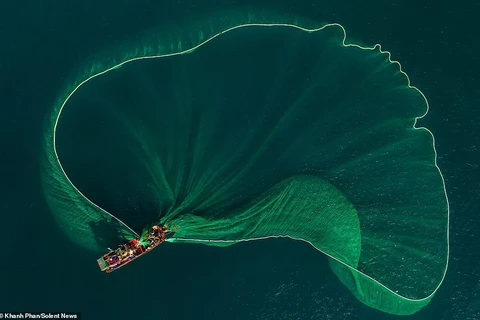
[159,226,165,240]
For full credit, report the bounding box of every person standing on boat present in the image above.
[159,226,165,240]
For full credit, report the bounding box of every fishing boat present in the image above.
[96,225,169,273]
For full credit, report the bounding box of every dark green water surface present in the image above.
[1,1,479,319]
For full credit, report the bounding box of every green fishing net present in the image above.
[42,11,449,315]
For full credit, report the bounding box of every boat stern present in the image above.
[97,257,109,271]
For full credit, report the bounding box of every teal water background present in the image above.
[1,1,479,319]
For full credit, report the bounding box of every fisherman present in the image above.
[159,226,165,240]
